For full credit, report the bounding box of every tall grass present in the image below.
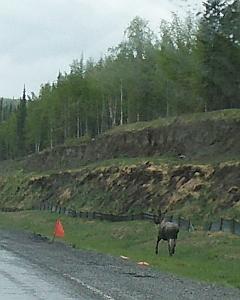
[106,109,240,134]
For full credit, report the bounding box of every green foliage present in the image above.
[196,0,240,111]
[0,6,239,159]
[0,98,18,124]
[16,88,27,156]
[107,109,240,134]
[64,134,91,146]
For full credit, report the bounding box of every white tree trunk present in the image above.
[50,127,53,149]
[77,116,80,138]
[120,79,123,125]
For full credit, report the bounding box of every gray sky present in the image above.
[0,0,202,98]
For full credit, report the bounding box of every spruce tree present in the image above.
[197,0,240,110]
[16,86,27,156]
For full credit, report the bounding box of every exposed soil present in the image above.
[0,162,239,221]
[21,113,240,172]
[0,111,239,220]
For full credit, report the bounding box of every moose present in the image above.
[155,211,179,256]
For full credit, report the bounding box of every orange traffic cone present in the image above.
[52,219,64,242]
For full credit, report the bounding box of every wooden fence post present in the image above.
[188,219,191,231]
[178,216,181,227]
[232,219,235,234]
[220,218,223,231]
[208,222,212,231]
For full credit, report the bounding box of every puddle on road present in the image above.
[122,272,156,279]
[0,248,81,300]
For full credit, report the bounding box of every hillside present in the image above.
[0,161,239,222]
[22,109,240,171]
[0,109,239,223]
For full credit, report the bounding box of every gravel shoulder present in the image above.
[0,229,240,300]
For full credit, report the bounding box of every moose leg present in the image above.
[168,239,173,256]
[168,239,176,256]
[168,241,171,256]
[155,237,161,254]
[172,239,176,254]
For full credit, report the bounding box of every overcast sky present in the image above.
[0,0,202,98]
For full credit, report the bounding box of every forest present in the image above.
[0,0,239,160]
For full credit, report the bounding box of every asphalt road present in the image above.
[0,230,240,300]
[0,247,92,300]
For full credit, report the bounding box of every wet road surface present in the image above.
[0,248,87,300]
[1,230,240,300]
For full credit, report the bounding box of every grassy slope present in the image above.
[1,109,240,176]
[106,109,240,134]
[0,211,239,289]
[0,110,240,287]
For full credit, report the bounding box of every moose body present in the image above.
[155,219,179,256]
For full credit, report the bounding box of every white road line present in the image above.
[63,273,116,300]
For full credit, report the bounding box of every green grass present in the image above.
[0,159,24,176]
[32,152,240,178]
[106,109,240,135]
[79,155,182,169]
[28,155,184,177]
[30,155,213,177]
[0,211,240,289]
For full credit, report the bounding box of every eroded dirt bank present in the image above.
[21,110,240,172]
[0,162,239,220]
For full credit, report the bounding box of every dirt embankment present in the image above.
[21,111,240,172]
[0,162,239,221]
[85,118,240,162]
[0,110,239,220]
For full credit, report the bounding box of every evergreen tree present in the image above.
[220,0,240,108]
[0,12,238,160]
[0,98,3,123]
[16,86,27,156]
[196,0,240,110]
